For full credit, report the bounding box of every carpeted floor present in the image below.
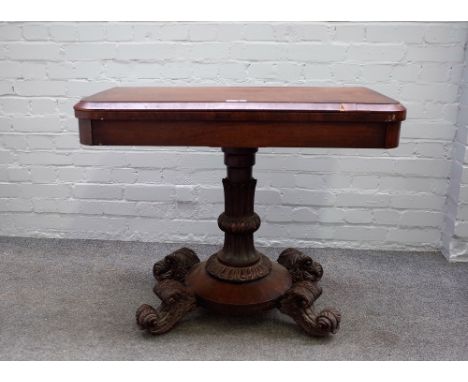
[0,236,467,360]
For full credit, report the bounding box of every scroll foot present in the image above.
[136,247,200,335]
[277,248,341,337]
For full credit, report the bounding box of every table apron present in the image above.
[79,119,400,149]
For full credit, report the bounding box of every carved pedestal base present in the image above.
[136,247,340,337]
[186,259,291,315]
[136,148,340,338]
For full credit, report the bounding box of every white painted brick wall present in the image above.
[443,35,468,261]
[1,22,468,255]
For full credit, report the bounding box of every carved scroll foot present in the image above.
[277,248,341,337]
[136,247,200,335]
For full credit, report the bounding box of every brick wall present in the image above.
[1,22,467,256]
[443,31,468,261]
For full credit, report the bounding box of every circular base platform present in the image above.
[185,261,292,315]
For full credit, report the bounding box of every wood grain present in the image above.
[75,86,405,149]
[75,86,402,106]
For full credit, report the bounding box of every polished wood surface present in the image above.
[186,262,292,315]
[75,86,405,148]
[75,86,404,111]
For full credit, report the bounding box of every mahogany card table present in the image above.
[74,87,406,337]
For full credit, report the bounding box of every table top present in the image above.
[75,86,405,115]
[74,86,406,149]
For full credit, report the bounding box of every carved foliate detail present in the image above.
[136,247,200,335]
[153,247,199,282]
[278,280,341,336]
[278,248,323,283]
[218,212,261,233]
[205,254,272,282]
[277,248,341,337]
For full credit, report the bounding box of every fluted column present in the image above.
[205,148,272,282]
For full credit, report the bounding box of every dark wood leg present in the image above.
[277,248,341,336]
[136,148,341,337]
[136,247,200,334]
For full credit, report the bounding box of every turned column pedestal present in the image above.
[136,148,341,336]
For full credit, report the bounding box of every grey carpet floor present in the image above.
[0,236,467,361]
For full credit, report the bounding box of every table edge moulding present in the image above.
[74,86,406,338]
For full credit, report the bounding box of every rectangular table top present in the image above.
[74,87,406,148]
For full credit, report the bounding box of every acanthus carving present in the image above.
[278,248,323,283]
[217,212,261,234]
[136,247,200,335]
[277,248,341,336]
[205,253,272,282]
[153,247,200,282]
